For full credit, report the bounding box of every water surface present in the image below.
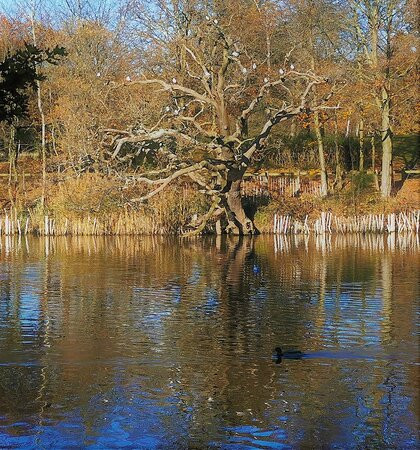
[0,234,419,448]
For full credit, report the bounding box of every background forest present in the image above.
[0,0,418,234]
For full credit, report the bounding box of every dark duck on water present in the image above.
[274,347,305,363]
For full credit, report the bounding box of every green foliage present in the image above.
[263,131,317,168]
[262,131,357,171]
[393,135,419,170]
[348,171,376,196]
[0,44,66,123]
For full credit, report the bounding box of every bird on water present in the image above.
[274,347,304,363]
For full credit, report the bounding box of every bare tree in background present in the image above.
[28,0,48,206]
[349,0,411,197]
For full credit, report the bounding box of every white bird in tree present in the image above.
[205,15,210,21]
[172,77,177,84]
[96,72,101,77]
[252,63,257,70]
[203,70,210,78]
[126,76,131,82]
[290,64,295,70]
[165,106,171,112]
[232,51,239,57]
[242,67,247,74]
[264,77,269,83]
[213,19,218,24]
[279,68,284,75]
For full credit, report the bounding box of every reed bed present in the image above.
[273,210,419,235]
[0,209,419,237]
[0,211,183,236]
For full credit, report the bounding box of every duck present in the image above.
[274,347,304,361]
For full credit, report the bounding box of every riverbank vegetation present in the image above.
[0,0,418,235]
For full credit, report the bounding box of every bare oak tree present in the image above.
[105,1,336,235]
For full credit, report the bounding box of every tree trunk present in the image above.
[314,111,328,197]
[359,117,364,171]
[309,30,327,198]
[30,6,47,207]
[371,134,379,190]
[380,86,393,197]
[334,114,342,191]
[36,80,47,206]
[371,134,376,171]
[290,118,296,137]
[223,169,258,235]
[8,125,17,208]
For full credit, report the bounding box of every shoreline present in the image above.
[0,210,418,236]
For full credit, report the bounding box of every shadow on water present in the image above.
[0,234,418,448]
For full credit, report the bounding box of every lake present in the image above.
[0,234,418,448]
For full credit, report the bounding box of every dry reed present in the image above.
[273,210,419,235]
[0,210,182,236]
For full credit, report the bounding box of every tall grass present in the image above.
[0,175,209,235]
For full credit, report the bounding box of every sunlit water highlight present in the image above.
[0,235,418,448]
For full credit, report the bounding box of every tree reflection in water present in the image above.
[0,235,418,448]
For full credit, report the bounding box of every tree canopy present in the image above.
[0,43,65,122]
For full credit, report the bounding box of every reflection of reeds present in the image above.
[273,211,420,235]
[273,232,419,254]
[1,234,418,259]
